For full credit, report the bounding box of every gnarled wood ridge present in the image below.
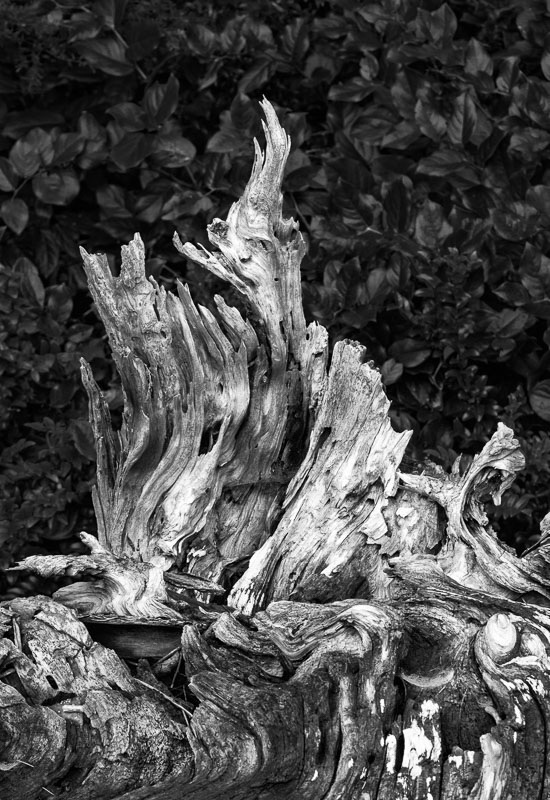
[4,101,550,800]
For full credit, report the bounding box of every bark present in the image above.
[4,100,550,799]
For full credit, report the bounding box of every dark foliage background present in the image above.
[2,0,550,597]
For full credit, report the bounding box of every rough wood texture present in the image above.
[6,100,550,799]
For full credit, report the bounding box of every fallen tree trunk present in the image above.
[4,100,550,799]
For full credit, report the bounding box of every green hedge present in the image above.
[2,0,550,595]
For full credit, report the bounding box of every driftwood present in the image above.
[4,100,550,799]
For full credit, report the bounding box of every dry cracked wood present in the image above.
[11,100,327,618]
[3,582,550,799]
[6,100,550,799]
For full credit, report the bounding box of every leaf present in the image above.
[508,127,550,161]
[464,38,493,76]
[383,178,411,232]
[414,97,446,141]
[389,70,418,119]
[328,77,374,103]
[496,57,520,93]
[50,380,78,408]
[96,184,132,218]
[530,380,550,421]
[198,59,222,92]
[67,323,95,344]
[388,338,431,368]
[487,308,529,337]
[134,193,164,224]
[414,200,452,248]
[35,229,61,277]
[125,20,161,60]
[284,112,309,148]
[207,127,244,153]
[525,300,550,320]
[110,132,153,170]
[185,22,216,57]
[492,282,530,306]
[9,139,41,177]
[73,37,133,76]
[151,132,196,168]
[416,150,479,185]
[381,358,404,386]
[349,109,397,144]
[47,284,74,322]
[469,106,493,147]
[448,92,477,146]
[143,74,179,128]
[491,204,540,241]
[238,58,277,93]
[77,111,108,169]
[284,163,320,191]
[32,170,80,205]
[421,3,457,44]
[107,102,145,132]
[230,93,259,132]
[359,54,379,81]
[526,185,550,217]
[51,133,85,166]
[520,246,550,301]
[281,17,310,61]
[16,256,45,306]
[68,11,103,42]
[542,51,550,81]
[22,129,55,166]
[0,157,19,191]
[381,120,420,149]
[71,419,97,461]
[3,110,65,139]
[0,198,29,234]
[92,0,128,29]
[244,19,274,49]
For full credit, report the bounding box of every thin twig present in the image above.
[183,164,197,189]
[12,618,22,651]
[134,678,192,722]
[112,29,147,81]
[170,649,183,689]
[157,167,194,191]
[289,192,311,235]
[154,646,180,666]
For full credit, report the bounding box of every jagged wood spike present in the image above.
[11,100,328,618]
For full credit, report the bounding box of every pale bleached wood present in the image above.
[12,101,328,618]
[5,100,550,800]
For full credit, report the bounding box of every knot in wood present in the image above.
[208,219,229,240]
[481,613,518,664]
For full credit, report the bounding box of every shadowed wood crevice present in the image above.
[5,99,550,800]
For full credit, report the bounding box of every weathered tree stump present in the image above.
[4,100,550,799]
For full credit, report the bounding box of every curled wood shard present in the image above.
[9,532,182,619]
[398,423,550,600]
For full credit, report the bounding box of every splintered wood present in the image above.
[6,100,550,800]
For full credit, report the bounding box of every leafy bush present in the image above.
[2,0,550,590]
